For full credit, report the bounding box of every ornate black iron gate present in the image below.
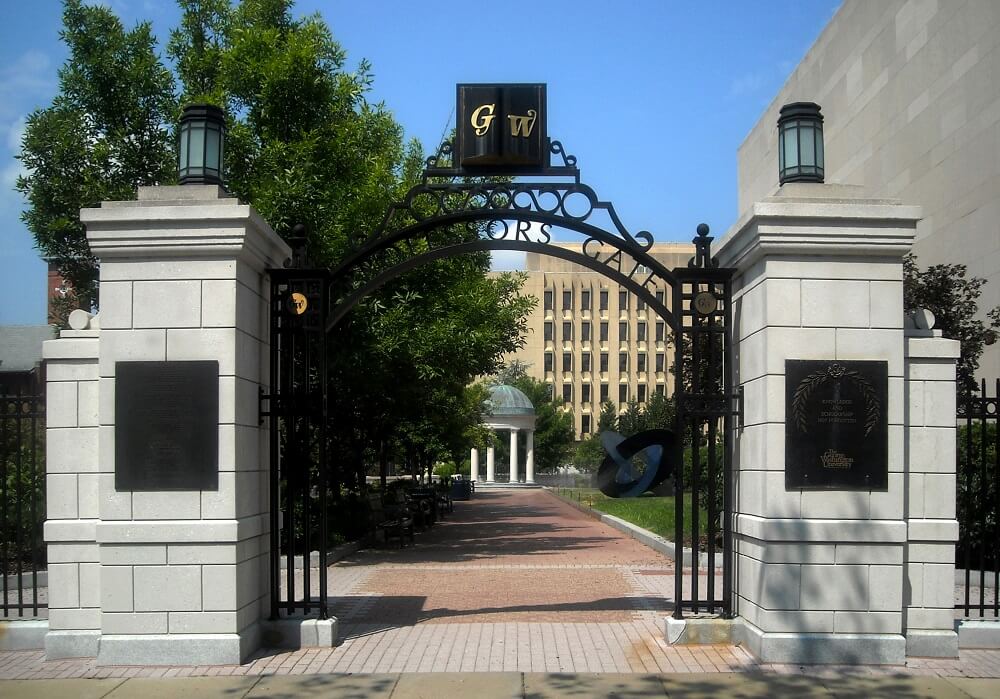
[1,382,47,619]
[264,99,736,621]
[956,380,1000,618]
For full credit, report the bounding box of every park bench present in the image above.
[367,493,414,547]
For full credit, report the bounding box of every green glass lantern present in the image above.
[778,102,824,184]
[178,103,225,185]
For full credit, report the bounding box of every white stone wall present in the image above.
[716,182,920,664]
[42,185,290,665]
[42,329,101,659]
[736,0,1000,378]
[903,330,961,657]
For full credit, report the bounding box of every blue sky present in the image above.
[0,0,840,325]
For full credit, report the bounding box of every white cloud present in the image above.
[0,50,55,124]
[728,71,769,99]
[490,250,526,271]
[6,116,26,153]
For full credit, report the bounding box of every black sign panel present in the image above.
[785,360,888,489]
[115,361,219,491]
[457,83,546,169]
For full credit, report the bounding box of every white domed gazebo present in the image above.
[471,384,537,484]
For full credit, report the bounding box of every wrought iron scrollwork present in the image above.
[688,223,719,269]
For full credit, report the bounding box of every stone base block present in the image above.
[736,620,905,665]
[0,620,48,650]
[906,629,959,657]
[958,620,1000,649]
[45,629,101,659]
[96,628,259,666]
[260,615,337,649]
[664,616,733,645]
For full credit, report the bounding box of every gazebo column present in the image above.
[509,428,519,483]
[486,445,496,482]
[525,430,535,484]
[470,447,479,482]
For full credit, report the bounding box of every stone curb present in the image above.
[545,488,723,569]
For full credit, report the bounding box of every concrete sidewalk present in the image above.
[2,672,999,698]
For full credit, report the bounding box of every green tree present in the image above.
[17,0,177,307]
[904,253,1000,394]
[573,400,618,472]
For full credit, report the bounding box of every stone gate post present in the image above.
[715,183,922,664]
[44,185,290,664]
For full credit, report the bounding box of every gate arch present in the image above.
[265,135,737,626]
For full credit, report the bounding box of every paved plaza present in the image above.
[3,488,1000,695]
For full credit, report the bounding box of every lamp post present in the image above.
[778,102,824,184]
[178,103,225,185]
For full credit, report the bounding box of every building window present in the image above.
[638,384,647,403]
[581,322,591,342]
[619,290,628,310]
[600,289,609,311]
[656,353,665,372]
[562,383,572,403]
[544,290,553,311]
[637,297,646,311]
[619,384,628,403]
[600,353,609,372]
[582,414,591,434]
[562,352,572,371]
[600,384,609,402]
[544,353,553,372]
[637,353,647,372]
[600,322,609,342]
[637,322,647,342]
[655,290,665,305]
[563,289,572,310]
[656,321,664,342]
[619,321,628,341]
[619,352,628,372]
[581,289,591,309]
[656,384,665,396]
[562,321,572,340]
[582,353,591,372]
[582,384,591,403]
[544,322,553,341]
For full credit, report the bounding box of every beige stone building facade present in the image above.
[502,242,693,438]
[735,0,1000,377]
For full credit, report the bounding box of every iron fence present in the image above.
[956,379,1000,617]
[1,386,46,618]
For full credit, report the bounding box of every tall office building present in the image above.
[501,242,694,439]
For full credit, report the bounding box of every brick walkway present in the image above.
[3,488,1000,679]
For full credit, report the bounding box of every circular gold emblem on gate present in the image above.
[693,291,718,316]
[287,292,308,315]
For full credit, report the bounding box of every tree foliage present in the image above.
[903,253,1000,394]
[18,0,536,490]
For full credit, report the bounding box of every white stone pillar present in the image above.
[509,428,519,483]
[470,448,479,482]
[903,329,960,657]
[486,445,496,482]
[42,322,101,659]
[716,183,920,665]
[70,185,291,666]
[525,430,535,484]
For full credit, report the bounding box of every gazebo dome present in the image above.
[487,384,535,416]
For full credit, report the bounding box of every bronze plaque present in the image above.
[115,361,219,491]
[785,360,888,489]
[457,83,546,169]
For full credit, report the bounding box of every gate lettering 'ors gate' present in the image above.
[263,83,738,622]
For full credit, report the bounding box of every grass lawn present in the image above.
[553,487,713,546]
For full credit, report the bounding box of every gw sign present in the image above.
[457,83,547,170]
